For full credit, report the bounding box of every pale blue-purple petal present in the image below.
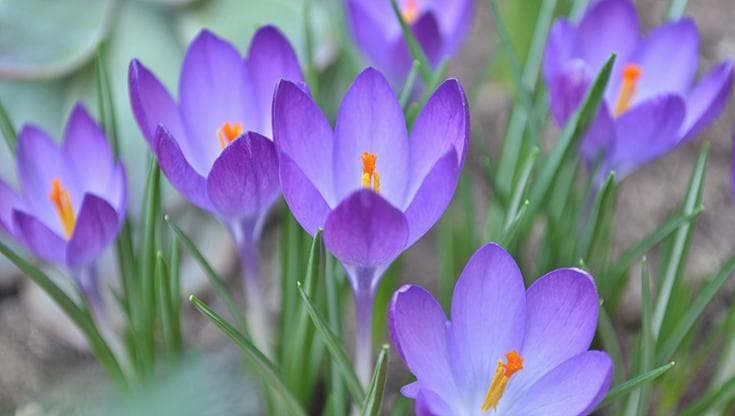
[323,189,408,268]
[333,68,409,206]
[680,59,734,141]
[277,152,331,235]
[578,0,639,77]
[206,132,279,219]
[246,25,304,138]
[155,126,212,211]
[544,19,581,85]
[346,0,396,76]
[12,209,66,264]
[547,59,592,125]
[0,180,20,235]
[66,194,120,268]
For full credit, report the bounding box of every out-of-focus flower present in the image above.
[129,26,304,350]
[388,242,613,415]
[345,0,473,88]
[544,0,733,179]
[0,104,126,305]
[273,67,468,383]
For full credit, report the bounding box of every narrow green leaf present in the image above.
[361,344,390,416]
[164,215,248,334]
[168,234,182,356]
[189,295,307,416]
[297,281,365,404]
[94,44,119,155]
[652,143,709,338]
[500,200,529,248]
[598,304,625,387]
[0,98,17,152]
[658,252,735,361]
[0,240,127,388]
[576,171,616,262]
[155,252,180,361]
[633,258,654,416]
[388,0,432,83]
[598,362,676,408]
[400,60,420,110]
[570,0,591,20]
[680,373,735,416]
[325,253,347,415]
[503,147,538,237]
[666,0,688,20]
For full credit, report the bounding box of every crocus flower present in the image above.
[389,243,613,415]
[129,26,303,348]
[273,67,469,383]
[345,0,473,88]
[544,0,733,180]
[0,104,126,308]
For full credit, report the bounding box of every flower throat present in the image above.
[481,351,524,412]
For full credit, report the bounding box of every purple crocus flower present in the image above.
[544,0,733,180]
[273,67,469,383]
[345,0,473,88]
[0,104,126,308]
[128,26,303,349]
[389,243,613,415]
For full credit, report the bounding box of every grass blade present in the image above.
[388,0,432,83]
[297,281,365,404]
[155,252,180,361]
[631,258,654,415]
[189,295,307,416]
[325,254,348,415]
[667,0,688,20]
[652,143,709,338]
[361,344,390,416]
[658,252,735,361]
[680,373,735,416]
[164,215,248,334]
[502,147,538,238]
[576,171,616,262]
[399,60,420,110]
[0,98,17,152]
[598,362,676,408]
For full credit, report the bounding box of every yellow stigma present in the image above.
[217,121,244,149]
[48,178,76,239]
[481,351,523,412]
[613,64,643,117]
[402,0,420,24]
[361,152,380,193]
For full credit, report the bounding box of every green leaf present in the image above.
[598,362,676,408]
[164,215,248,335]
[680,373,735,416]
[388,0,432,83]
[0,98,17,152]
[189,295,307,416]
[666,0,688,20]
[325,254,348,415]
[297,281,365,404]
[502,147,538,239]
[658,251,735,361]
[500,200,529,248]
[155,252,181,361]
[598,304,625,387]
[361,344,390,416]
[652,143,709,338]
[632,258,654,416]
[0,240,127,388]
[399,60,420,110]
[576,171,616,262]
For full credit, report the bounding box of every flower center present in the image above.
[402,0,419,24]
[481,351,524,412]
[361,152,380,193]
[217,121,244,149]
[613,64,642,117]
[48,178,76,239]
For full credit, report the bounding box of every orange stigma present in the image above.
[481,351,524,412]
[613,64,643,117]
[217,121,244,149]
[361,152,380,193]
[48,178,76,239]
[402,0,419,24]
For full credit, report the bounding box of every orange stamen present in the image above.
[217,121,244,149]
[48,178,76,239]
[481,351,524,412]
[613,64,643,117]
[402,0,420,24]
[361,152,380,193]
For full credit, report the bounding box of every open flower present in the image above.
[544,0,733,179]
[273,67,468,382]
[129,26,304,351]
[345,0,473,88]
[389,243,613,415]
[0,104,126,304]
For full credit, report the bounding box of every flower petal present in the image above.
[0,179,20,235]
[544,19,581,84]
[206,132,279,219]
[246,25,303,138]
[66,194,121,268]
[179,30,257,174]
[278,152,331,235]
[447,243,526,400]
[62,103,117,201]
[680,60,734,141]
[12,209,66,264]
[504,351,613,416]
[323,189,408,268]
[388,285,458,404]
[346,0,396,76]
[578,0,640,74]
[155,126,212,211]
[272,80,336,205]
[607,94,686,178]
[512,268,600,394]
[403,149,458,246]
[415,388,455,416]
[333,68,409,206]
[547,59,592,125]
[433,0,473,56]
[632,18,699,103]
[406,79,468,204]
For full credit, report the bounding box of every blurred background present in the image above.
[1,0,734,414]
